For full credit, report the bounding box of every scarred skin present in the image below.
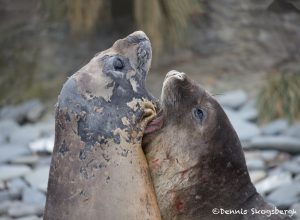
[44,31,161,220]
[143,71,291,220]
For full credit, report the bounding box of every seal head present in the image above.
[143,71,290,220]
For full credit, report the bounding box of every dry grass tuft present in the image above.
[134,0,202,55]
[41,0,111,34]
[257,71,300,123]
[41,0,202,52]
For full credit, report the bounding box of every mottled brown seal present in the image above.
[143,71,291,220]
[44,31,161,220]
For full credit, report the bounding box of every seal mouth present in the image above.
[144,110,164,134]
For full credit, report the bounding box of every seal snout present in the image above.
[126,31,152,73]
[137,41,151,66]
[165,70,185,81]
[127,31,150,44]
[162,70,186,92]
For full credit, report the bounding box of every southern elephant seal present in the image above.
[143,71,291,220]
[44,31,161,220]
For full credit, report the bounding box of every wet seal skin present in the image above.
[44,31,161,220]
[143,71,291,220]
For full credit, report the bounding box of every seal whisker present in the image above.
[211,93,224,97]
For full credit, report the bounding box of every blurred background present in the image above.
[0,0,300,219]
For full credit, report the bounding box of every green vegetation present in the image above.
[257,72,300,123]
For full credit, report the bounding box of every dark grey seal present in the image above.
[143,70,291,220]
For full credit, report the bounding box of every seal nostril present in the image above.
[127,34,148,44]
[113,58,124,70]
[165,71,185,81]
[166,71,178,78]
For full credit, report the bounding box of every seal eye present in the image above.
[113,58,124,70]
[193,108,205,123]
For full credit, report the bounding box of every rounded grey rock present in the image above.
[255,172,292,195]
[0,145,30,163]
[250,136,300,153]
[0,165,31,181]
[217,90,248,109]
[22,187,46,207]
[267,183,300,208]
[24,166,49,192]
[7,202,43,218]
[261,119,289,135]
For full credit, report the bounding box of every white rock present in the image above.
[261,119,289,135]
[0,99,44,124]
[0,106,24,124]
[15,215,42,220]
[0,217,12,220]
[0,120,19,140]
[0,200,12,215]
[29,136,54,153]
[255,172,292,195]
[246,158,265,170]
[0,165,31,181]
[24,166,50,192]
[268,167,285,175]
[7,178,27,194]
[217,90,248,109]
[267,183,300,208]
[0,191,13,203]
[9,126,42,145]
[249,170,266,183]
[250,136,300,153]
[0,145,30,163]
[34,121,54,137]
[36,156,52,166]
[284,122,300,138]
[291,203,300,218]
[224,108,260,141]
[259,150,279,161]
[244,151,261,160]
[0,181,5,190]
[22,187,46,206]
[9,155,39,165]
[7,202,43,218]
[15,216,41,220]
[237,108,258,121]
[26,102,45,123]
[282,161,300,174]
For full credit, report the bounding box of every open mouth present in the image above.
[144,110,164,134]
